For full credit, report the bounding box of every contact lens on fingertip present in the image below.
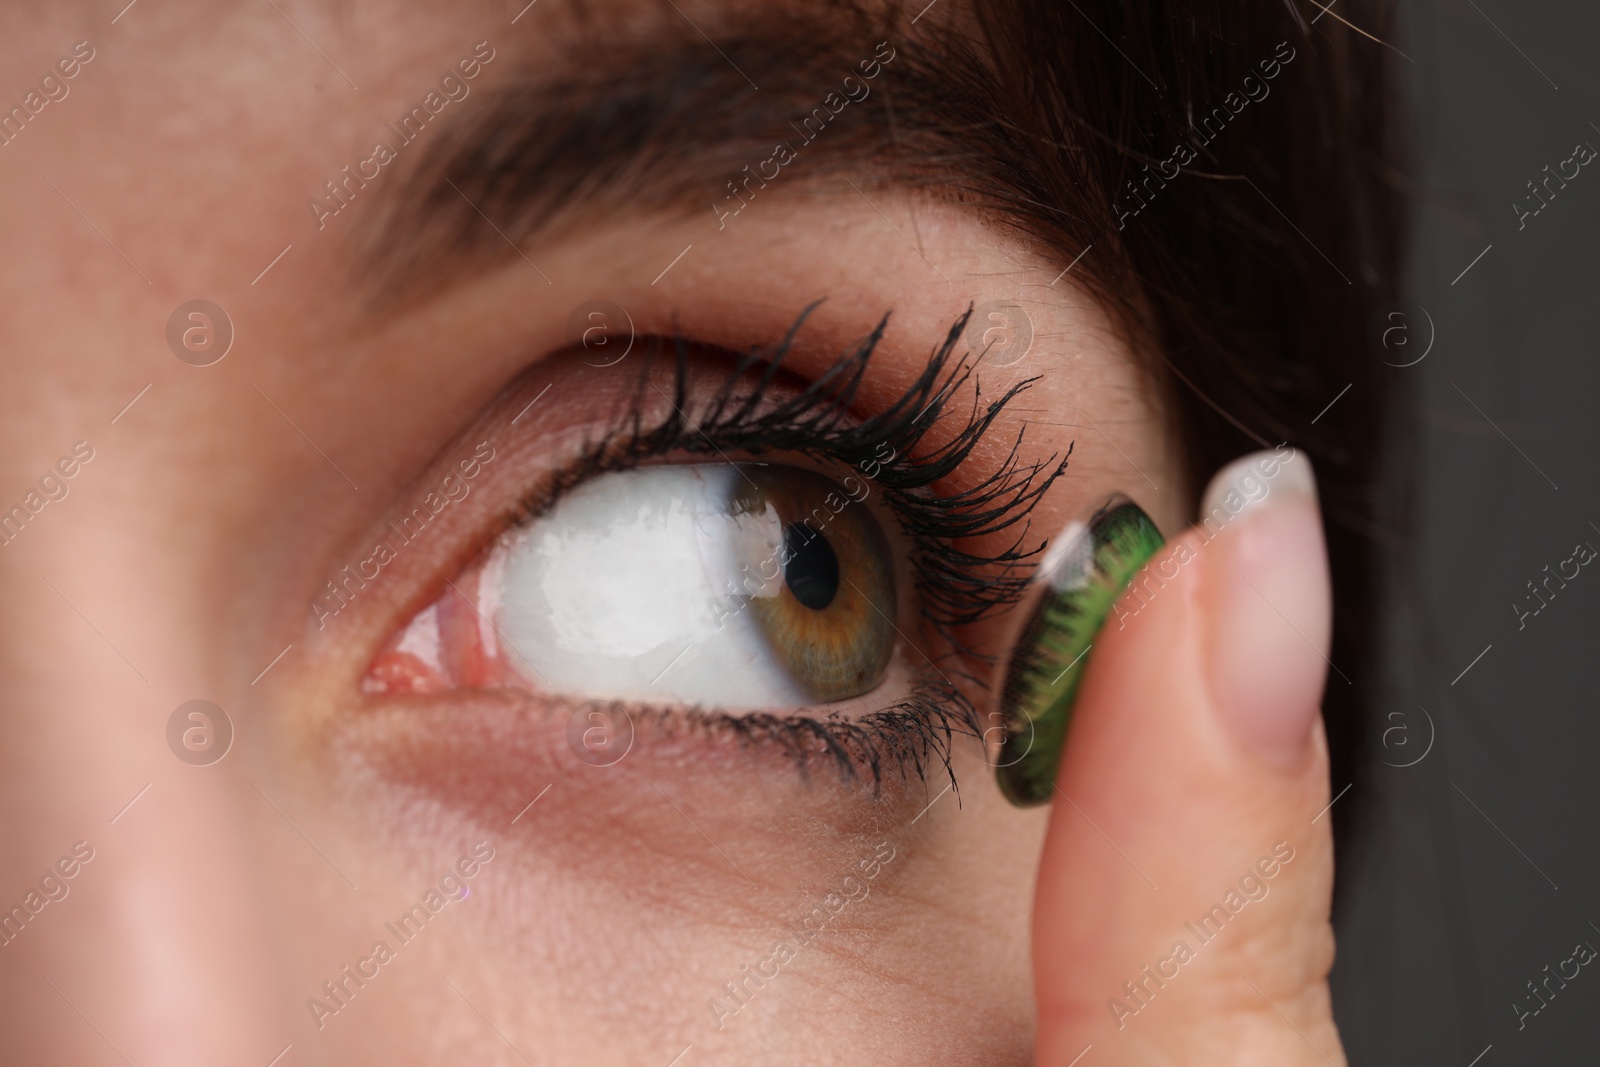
[993,495,1165,808]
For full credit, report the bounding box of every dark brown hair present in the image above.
[958,0,1407,879]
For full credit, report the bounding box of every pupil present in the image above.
[783,522,839,610]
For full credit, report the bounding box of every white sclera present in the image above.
[494,465,813,708]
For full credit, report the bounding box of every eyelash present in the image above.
[498,303,1071,791]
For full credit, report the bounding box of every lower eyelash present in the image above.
[635,671,972,794]
[509,302,1071,792]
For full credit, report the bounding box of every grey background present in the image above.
[1331,1,1600,1062]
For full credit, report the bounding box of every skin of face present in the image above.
[0,2,1180,1063]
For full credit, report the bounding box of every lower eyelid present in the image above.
[334,684,967,835]
[361,614,969,792]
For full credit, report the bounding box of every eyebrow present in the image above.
[354,11,1025,301]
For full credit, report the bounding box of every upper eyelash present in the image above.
[506,303,1072,791]
[524,302,1071,655]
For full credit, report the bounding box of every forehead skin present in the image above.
[0,2,1179,1064]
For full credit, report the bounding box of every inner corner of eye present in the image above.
[361,461,901,713]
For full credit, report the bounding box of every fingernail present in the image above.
[1199,448,1330,767]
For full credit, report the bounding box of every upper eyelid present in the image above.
[495,307,1069,646]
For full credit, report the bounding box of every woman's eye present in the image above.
[364,462,899,711]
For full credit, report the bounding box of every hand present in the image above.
[1031,451,1345,1066]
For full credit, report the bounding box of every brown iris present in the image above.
[731,465,896,703]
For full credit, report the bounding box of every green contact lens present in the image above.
[995,496,1164,807]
